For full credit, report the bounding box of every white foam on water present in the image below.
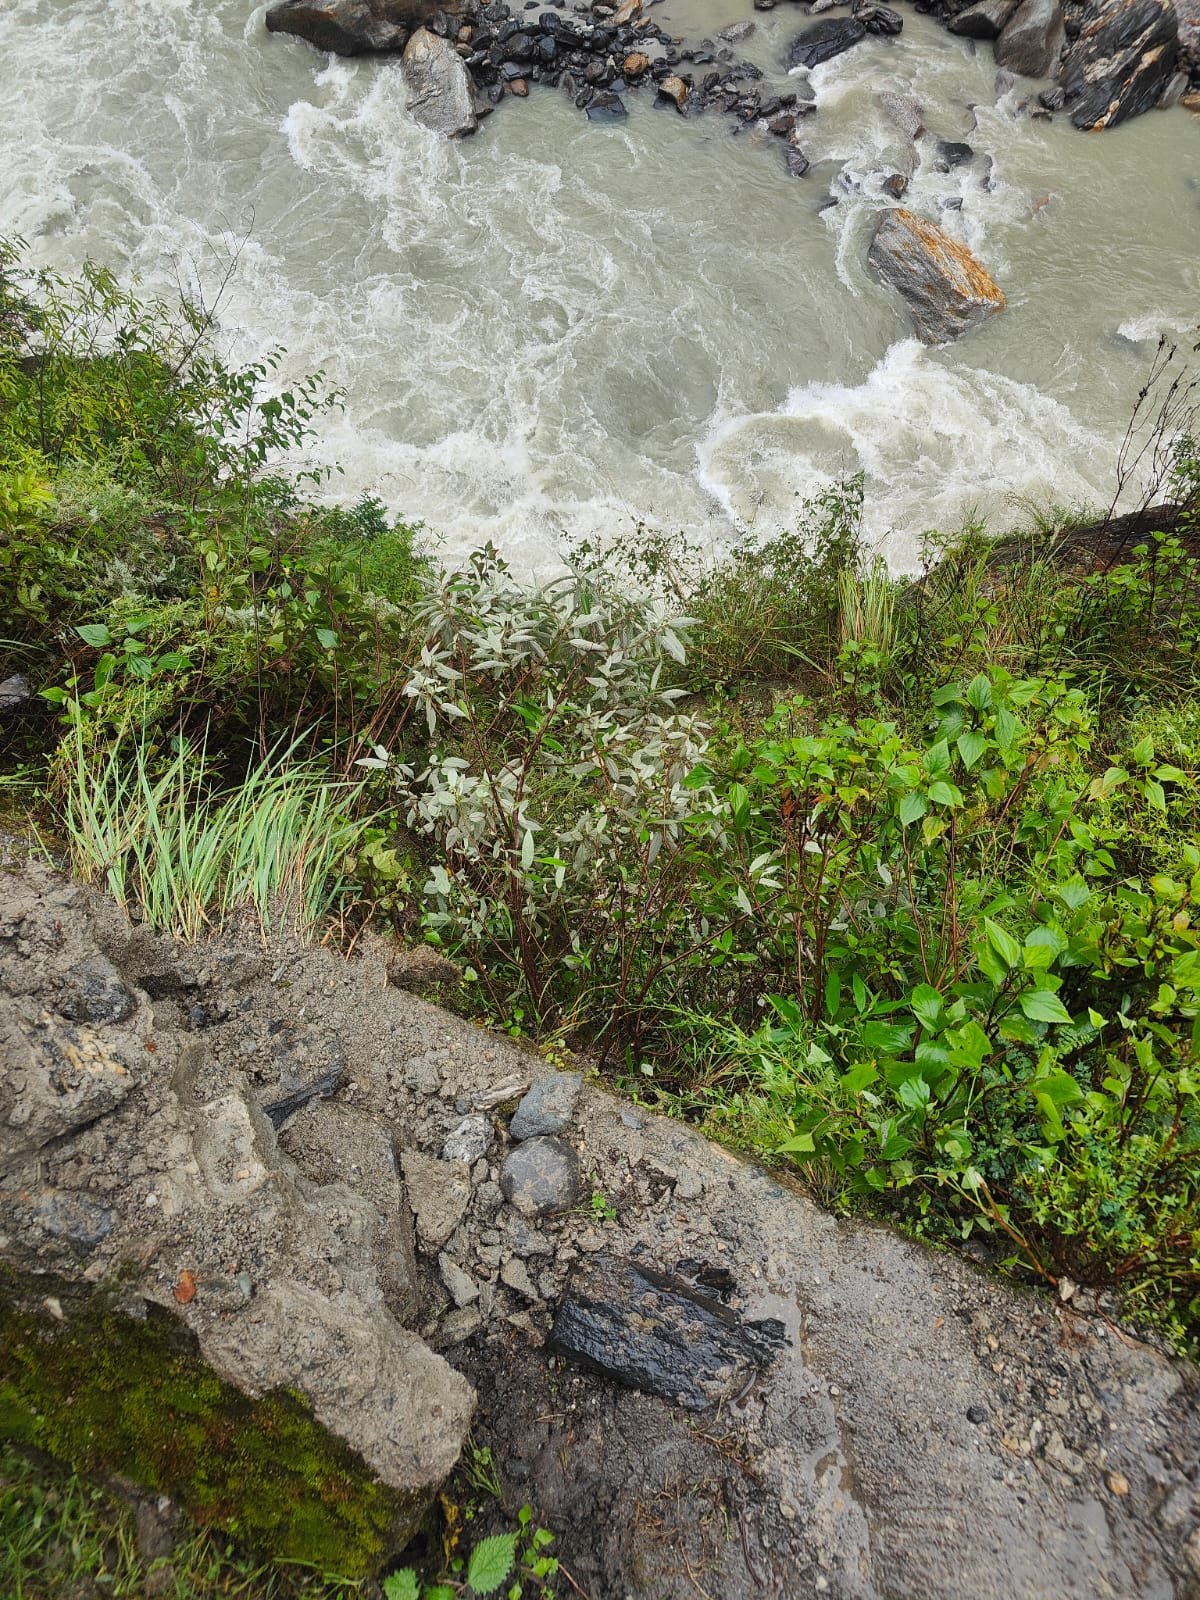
[696,339,1106,568]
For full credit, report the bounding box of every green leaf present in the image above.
[956,730,986,770]
[861,1020,915,1054]
[824,969,842,1019]
[315,626,338,650]
[924,739,951,776]
[1019,988,1073,1024]
[909,984,943,1030]
[75,623,111,648]
[778,1131,816,1154]
[928,779,962,808]
[899,789,928,826]
[983,918,1021,972]
[382,1571,420,1600]
[467,1533,517,1595]
[965,673,993,712]
[425,1588,457,1600]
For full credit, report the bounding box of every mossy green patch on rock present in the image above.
[0,1271,421,1579]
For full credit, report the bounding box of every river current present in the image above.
[1,0,1197,570]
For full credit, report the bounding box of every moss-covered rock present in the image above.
[0,1271,419,1578]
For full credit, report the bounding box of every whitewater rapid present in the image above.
[1,0,1196,570]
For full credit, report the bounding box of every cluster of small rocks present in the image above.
[443,0,821,154]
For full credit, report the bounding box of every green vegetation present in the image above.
[0,1439,361,1600]
[3,246,1199,1352]
[0,1281,418,1580]
[3,248,1200,1577]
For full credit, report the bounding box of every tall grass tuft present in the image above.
[57,725,364,940]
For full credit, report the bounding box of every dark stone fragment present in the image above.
[506,28,537,54]
[499,1136,580,1215]
[585,86,629,114]
[1038,81,1066,105]
[786,15,867,66]
[936,138,975,167]
[1061,0,1179,129]
[967,1404,989,1424]
[0,674,32,712]
[33,1191,116,1254]
[881,170,908,196]
[857,2,904,32]
[482,1,510,16]
[548,1254,789,1409]
[261,1064,345,1130]
[538,32,557,56]
[786,143,810,175]
[57,957,137,1025]
[502,56,528,73]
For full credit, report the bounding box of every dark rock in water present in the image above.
[57,957,137,1026]
[547,1254,789,1409]
[1039,79,1068,101]
[717,18,756,40]
[1156,65,1188,101]
[882,169,909,195]
[936,137,976,166]
[948,0,1020,34]
[994,0,1066,75]
[856,3,905,33]
[265,0,445,54]
[868,206,1006,343]
[499,1135,580,1215]
[787,15,868,64]
[786,141,811,174]
[403,25,480,134]
[584,86,628,114]
[1061,0,1180,127]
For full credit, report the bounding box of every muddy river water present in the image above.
[2,0,1197,569]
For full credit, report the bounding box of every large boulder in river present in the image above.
[402,27,479,138]
[787,15,868,66]
[1174,0,1200,67]
[948,0,1021,38]
[994,0,1066,74]
[1060,0,1180,126]
[868,206,1006,344]
[265,0,448,55]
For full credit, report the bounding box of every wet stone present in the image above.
[499,1135,580,1216]
[509,1071,583,1140]
[548,1254,789,1409]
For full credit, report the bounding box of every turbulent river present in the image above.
[2,0,1198,570]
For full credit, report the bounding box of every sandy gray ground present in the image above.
[1,861,1198,1598]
